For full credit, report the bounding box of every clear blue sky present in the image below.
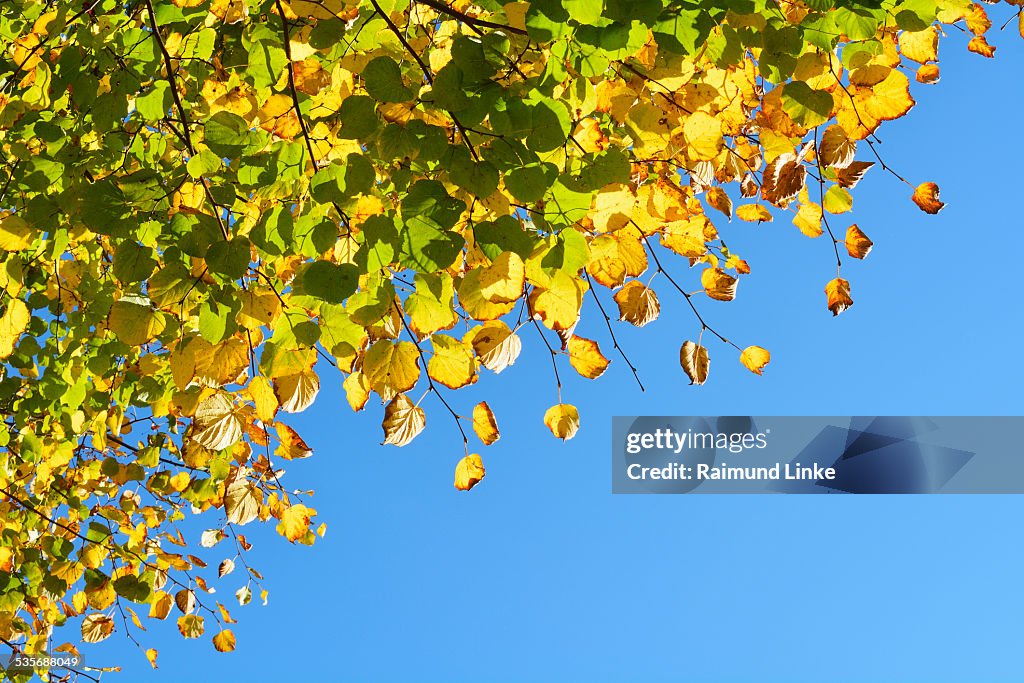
[92,28,1024,683]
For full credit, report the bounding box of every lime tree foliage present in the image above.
[0,0,1020,671]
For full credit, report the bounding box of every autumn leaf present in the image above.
[454,454,486,491]
[912,182,945,214]
[736,204,773,223]
[213,630,237,653]
[146,648,158,668]
[567,336,610,379]
[740,346,771,375]
[81,614,115,643]
[613,281,660,327]
[381,393,426,447]
[472,402,500,446]
[825,278,854,316]
[679,341,710,385]
[701,268,738,302]
[278,504,313,542]
[544,404,580,441]
[845,225,873,259]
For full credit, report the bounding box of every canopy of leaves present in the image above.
[0,0,1019,673]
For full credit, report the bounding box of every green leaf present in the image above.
[204,112,253,157]
[135,81,170,121]
[781,82,833,128]
[505,162,557,203]
[292,261,359,304]
[310,154,375,204]
[112,241,156,284]
[449,154,499,198]
[205,238,251,281]
[339,95,379,139]
[362,56,414,102]
[186,149,223,178]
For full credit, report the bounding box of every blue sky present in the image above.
[90,27,1024,683]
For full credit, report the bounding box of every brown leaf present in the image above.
[679,341,710,385]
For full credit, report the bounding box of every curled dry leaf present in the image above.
[454,454,486,491]
[916,64,940,84]
[468,321,522,373]
[825,278,854,316]
[701,268,738,302]
[912,182,945,214]
[845,225,873,259]
[218,558,235,578]
[613,281,660,327]
[679,341,710,385]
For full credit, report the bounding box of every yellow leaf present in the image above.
[0,298,29,358]
[967,35,995,58]
[912,182,944,214]
[212,629,236,653]
[458,267,517,321]
[792,201,823,238]
[661,217,710,258]
[682,111,723,161]
[701,267,738,301]
[146,648,158,668]
[679,340,710,385]
[845,224,873,259]
[567,335,610,379]
[191,392,243,451]
[363,340,421,397]
[381,393,426,447]
[479,251,525,303]
[427,334,477,389]
[624,102,671,156]
[899,26,938,63]
[149,591,173,620]
[278,504,313,542]
[247,376,278,423]
[916,64,940,84]
[543,404,580,440]
[472,401,499,446]
[177,614,205,639]
[863,69,914,123]
[274,369,319,414]
[825,277,853,316]
[735,204,773,223]
[274,423,313,459]
[81,614,115,643]
[613,281,660,327]
[467,321,521,373]
[528,271,587,330]
[740,346,771,375]
[705,187,733,220]
[224,474,260,526]
[454,454,485,491]
[0,215,33,251]
[343,370,370,412]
